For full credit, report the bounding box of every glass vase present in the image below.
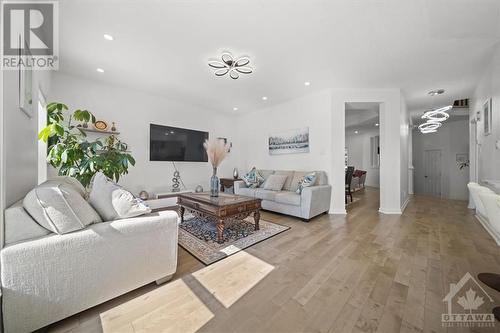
[210,167,219,197]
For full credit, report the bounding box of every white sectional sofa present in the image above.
[468,182,500,245]
[234,169,331,220]
[1,178,179,332]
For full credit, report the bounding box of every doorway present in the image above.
[344,102,381,211]
[423,149,442,197]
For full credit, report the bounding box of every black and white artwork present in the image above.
[269,127,309,155]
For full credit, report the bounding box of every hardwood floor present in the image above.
[47,188,500,333]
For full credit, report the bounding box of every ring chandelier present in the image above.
[419,90,452,134]
[208,52,253,79]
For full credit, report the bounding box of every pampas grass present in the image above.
[204,139,230,168]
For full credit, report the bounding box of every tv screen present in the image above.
[150,124,208,162]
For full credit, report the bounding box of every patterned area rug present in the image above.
[178,215,289,265]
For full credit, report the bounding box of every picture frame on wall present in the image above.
[19,40,34,118]
[483,98,492,136]
[268,127,309,155]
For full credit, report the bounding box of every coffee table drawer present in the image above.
[178,198,217,214]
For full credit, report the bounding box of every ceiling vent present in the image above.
[453,99,469,108]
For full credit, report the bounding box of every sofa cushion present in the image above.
[275,192,301,206]
[237,187,257,197]
[258,169,275,181]
[290,171,309,193]
[263,174,288,191]
[274,170,294,191]
[89,172,151,221]
[42,176,86,197]
[296,172,317,193]
[255,189,277,201]
[242,167,265,188]
[314,171,328,186]
[24,183,102,234]
[4,200,52,244]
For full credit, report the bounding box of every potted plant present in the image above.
[38,102,135,187]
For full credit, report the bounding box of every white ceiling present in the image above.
[58,0,500,114]
[345,102,380,134]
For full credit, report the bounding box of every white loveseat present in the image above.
[468,182,500,245]
[234,170,331,220]
[1,179,179,332]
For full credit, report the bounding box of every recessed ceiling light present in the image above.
[96,68,104,73]
[354,130,359,134]
[103,34,114,41]
[375,123,379,127]
[304,81,311,86]
[233,107,238,111]
[262,96,268,101]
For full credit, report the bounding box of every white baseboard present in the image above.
[329,208,347,215]
[475,213,500,246]
[378,208,402,215]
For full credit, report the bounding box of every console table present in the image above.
[220,178,242,192]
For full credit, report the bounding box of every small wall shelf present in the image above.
[79,128,120,135]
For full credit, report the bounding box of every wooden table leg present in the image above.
[179,206,185,222]
[254,210,260,231]
[217,219,225,243]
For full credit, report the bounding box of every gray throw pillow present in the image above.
[23,183,102,234]
[89,172,151,221]
[263,175,288,191]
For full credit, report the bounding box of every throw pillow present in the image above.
[242,167,264,188]
[263,174,288,191]
[23,183,102,234]
[89,172,151,221]
[296,172,317,194]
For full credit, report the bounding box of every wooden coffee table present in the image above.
[177,192,262,244]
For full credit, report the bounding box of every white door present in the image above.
[423,149,442,197]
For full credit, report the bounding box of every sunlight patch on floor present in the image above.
[100,279,214,333]
[192,251,275,308]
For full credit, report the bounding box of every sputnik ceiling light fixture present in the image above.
[418,89,452,134]
[208,52,253,79]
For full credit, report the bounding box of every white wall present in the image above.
[470,44,500,187]
[49,73,239,195]
[236,89,332,174]
[237,88,405,214]
[345,129,380,187]
[3,69,51,207]
[331,89,404,214]
[400,96,410,208]
[412,118,470,200]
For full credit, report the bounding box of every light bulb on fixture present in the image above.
[96,68,104,73]
[304,82,311,86]
[103,34,114,41]
[233,107,238,111]
[375,123,379,127]
[262,96,268,101]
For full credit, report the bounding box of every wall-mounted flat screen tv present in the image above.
[150,124,208,162]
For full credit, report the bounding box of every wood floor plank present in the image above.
[46,188,500,333]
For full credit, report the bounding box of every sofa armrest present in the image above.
[1,211,179,333]
[300,185,332,219]
[234,180,247,194]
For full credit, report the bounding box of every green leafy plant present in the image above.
[38,102,135,187]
